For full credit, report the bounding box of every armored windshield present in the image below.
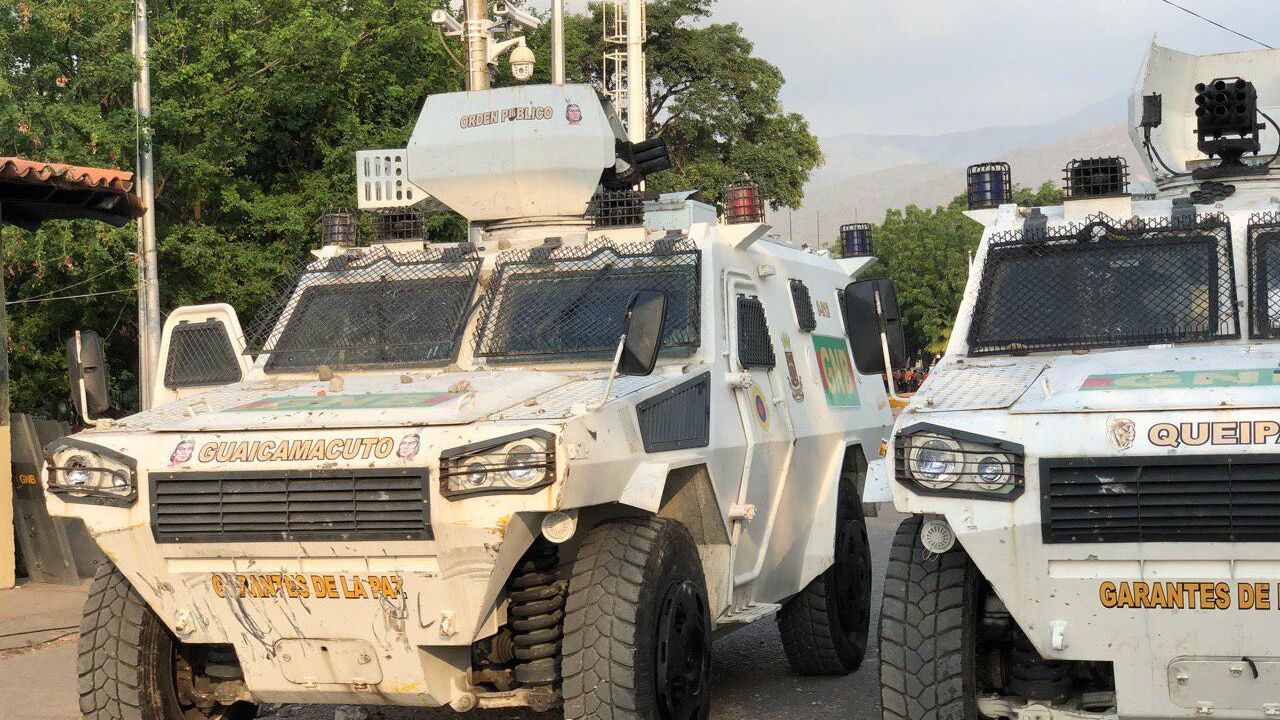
[473,238,702,361]
[967,216,1238,356]
[249,246,481,372]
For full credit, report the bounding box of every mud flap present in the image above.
[862,457,892,504]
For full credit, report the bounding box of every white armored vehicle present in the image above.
[881,44,1280,720]
[47,59,903,720]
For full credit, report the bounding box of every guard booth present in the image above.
[0,158,145,588]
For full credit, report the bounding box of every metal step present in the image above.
[717,602,781,627]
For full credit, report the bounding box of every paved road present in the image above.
[268,511,902,720]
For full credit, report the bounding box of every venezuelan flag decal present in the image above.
[1082,368,1280,391]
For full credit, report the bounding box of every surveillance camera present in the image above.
[493,2,542,31]
[431,9,463,34]
[510,45,536,82]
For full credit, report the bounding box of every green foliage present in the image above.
[855,184,1062,360]
[1014,181,1066,207]
[1,0,461,416]
[530,0,822,209]
[1,0,817,417]
[861,196,980,359]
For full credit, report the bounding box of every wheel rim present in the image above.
[833,520,869,638]
[655,580,710,720]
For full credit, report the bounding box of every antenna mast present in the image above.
[604,0,648,142]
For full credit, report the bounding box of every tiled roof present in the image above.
[0,157,137,193]
[0,157,145,229]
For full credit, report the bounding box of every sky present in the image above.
[565,0,1280,138]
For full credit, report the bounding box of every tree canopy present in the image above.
[853,182,1065,361]
[2,0,821,417]
[529,0,822,209]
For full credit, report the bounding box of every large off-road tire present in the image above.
[78,563,257,720]
[777,481,872,676]
[879,515,982,720]
[561,518,712,720]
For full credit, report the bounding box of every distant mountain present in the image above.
[773,94,1145,243]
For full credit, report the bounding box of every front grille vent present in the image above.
[151,468,431,543]
[1042,456,1280,543]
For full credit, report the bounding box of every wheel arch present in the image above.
[785,441,872,601]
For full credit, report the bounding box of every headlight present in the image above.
[44,439,137,507]
[895,425,1024,500]
[908,437,962,489]
[440,430,555,498]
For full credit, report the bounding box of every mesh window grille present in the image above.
[163,320,243,389]
[588,190,651,228]
[246,245,481,371]
[968,214,1238,356]
[1248,212,1280,339]
[790,279,817,332]
[367,206,426,242]
[473,239,702,361]
[737,295,776,368]
[1064,157,1130,199]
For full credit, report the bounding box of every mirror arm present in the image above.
[593,334,628,410]
[73,331,98,427]
[880,331,905,405]
[77,378,98,428]
[871,289,906,404]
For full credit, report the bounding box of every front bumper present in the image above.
[91,515,538,707]
[892,428,1280,718]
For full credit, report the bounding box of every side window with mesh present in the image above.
[164,320,243,389]
[789,279,817,332]
[736,295,776,368]
[1249,215,1280,338]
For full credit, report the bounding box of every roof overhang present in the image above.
[0,158,146,231]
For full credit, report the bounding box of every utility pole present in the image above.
[551,0,565,85]
[132,0,160,409]
[626,0,646,142]
[464,0,491,91]
[0,206,9,590]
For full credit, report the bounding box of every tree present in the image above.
[1014,181,1065,207]
[2,0,819,417]
[526,0,822,209]
[858,183,1061,360]
[866,196,980,360]
[1,0,460,415]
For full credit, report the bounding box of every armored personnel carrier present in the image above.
[49,47,903,720]
[881,43,1280,720]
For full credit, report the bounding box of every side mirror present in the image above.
[842,279,908,374]
[67,330,110,421]
[617,290,668,377]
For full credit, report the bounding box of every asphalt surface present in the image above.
[265,511,903,720]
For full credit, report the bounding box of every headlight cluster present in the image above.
[45,439,137,507]
[895,425,1024,499]
[439,430,555,499]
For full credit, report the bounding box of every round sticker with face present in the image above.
[397,433,421,463]
[566,104,583,125]
[170,439,195,467]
